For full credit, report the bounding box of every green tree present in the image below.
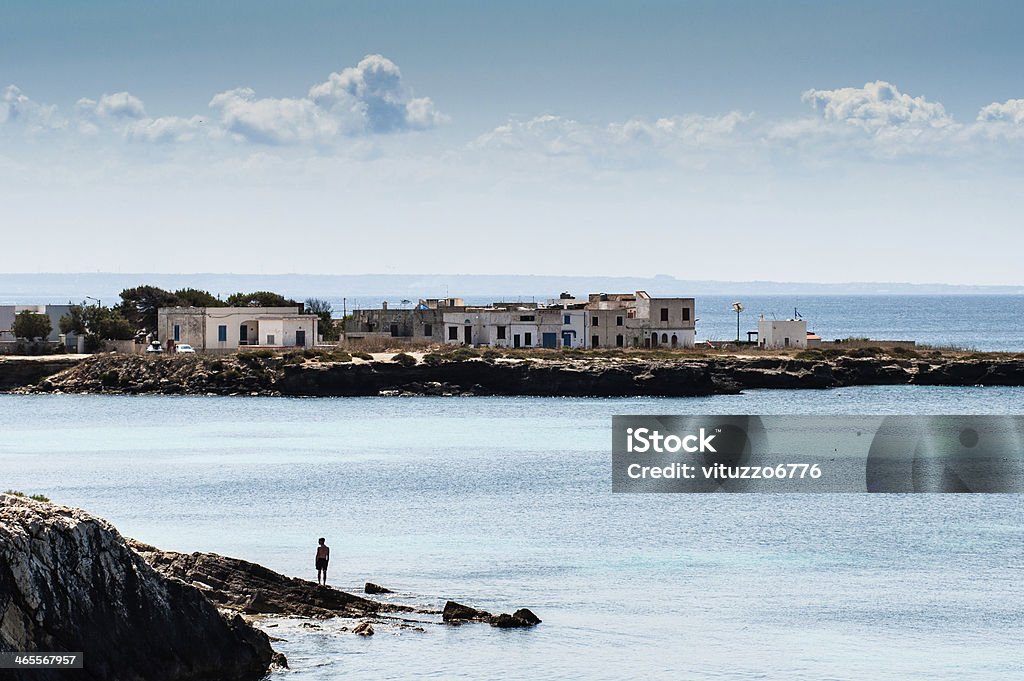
[226,291,298,307]
[59,305,87,336]
[173,288,225,308]
[12,311,52,341]
[97,310,135,340]
[59,303,136,351]
[304,298,339,341]
[116,286,181,333]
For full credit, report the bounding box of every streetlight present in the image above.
[85,296,101,308]
[731,302,744,342]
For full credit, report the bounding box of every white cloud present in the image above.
[802,80,955,131]
[208,88,337,145]
[1,85,64,130]
[308,54,447,133]
[977,99,1024,124]
[472,111,753,168]
[94,91,147,119]
[124,115,206,144]
[0,54,445,147]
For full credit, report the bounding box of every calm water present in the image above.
[2,389,1023,680]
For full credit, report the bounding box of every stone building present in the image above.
[157,306,319,352]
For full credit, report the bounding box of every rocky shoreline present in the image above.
[0,494,540,680]
[4,349,1024,397]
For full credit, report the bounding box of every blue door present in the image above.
[542,332,557,349]
[562,332,573,348]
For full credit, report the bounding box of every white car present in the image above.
[175,344,196,354]
[145,341,164,353]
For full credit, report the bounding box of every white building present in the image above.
[442,291,695,349]
[757,318,807,349]
[157,306,319,352]
[0,304,78,347]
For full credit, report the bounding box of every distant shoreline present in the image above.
[4,347,1024,397]
[2,272,1023,304]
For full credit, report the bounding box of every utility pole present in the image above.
[731,302,744,342]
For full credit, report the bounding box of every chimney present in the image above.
[382,301,388,310]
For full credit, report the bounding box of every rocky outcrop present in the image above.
[129,541,398,619]
[442,600,492,623]
[0,356,83,389]
[13,350,1024,398]
[364,582,393,595]
[442,601,541,628]
[0,494,273,681]
[490,608,542,628]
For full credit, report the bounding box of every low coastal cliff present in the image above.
[0,495,540,679]
[5,350,1024,397]
[0,494,273,681]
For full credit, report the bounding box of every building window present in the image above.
[217,325,227,342]
[661,333,668,343]
[591,316,599,327]
[682,307,691,322]
[660,308,669,322]
[616,334,624,347]
[424,323,433,337]
[267,334,275,345]
[173,324,180,341]
[563,314,571,325]
[616,316,623,326]
[496,325,506,340]
[448,326,458,340]
[592,335,599,348]
[519,315,535,322]
[524,332,532,346]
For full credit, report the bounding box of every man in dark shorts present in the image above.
[315,537,330,585]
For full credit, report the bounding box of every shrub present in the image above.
[422,352,445,367]
[392,352,417,367]
[481,349,503,360]
[4,490,50,502]
[209,359,225,371]
[100,370,120,387]
[352,351,373,361]
[449,347,479,362]
[332,351,352,363]
[13,310,52,341]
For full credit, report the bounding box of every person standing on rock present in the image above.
[315,537,330,586]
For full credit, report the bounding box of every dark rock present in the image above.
[130,540,397,619]
[17,351,1024,398]
[271,652,289,669]
[442,600,492,623]
[489,608,542,628]
[352,621,375,636]
[512,608,542,625]
[0,356,84,389]
[0,494,273,681]
[364,582,393,594]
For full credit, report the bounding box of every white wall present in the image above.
[758,319,807,349]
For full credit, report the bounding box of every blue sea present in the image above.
[2,389,1022,680]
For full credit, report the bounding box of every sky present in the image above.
[2,1,1023,283]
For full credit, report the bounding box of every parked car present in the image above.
[175,344,196,354]
[145,341,164,353]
